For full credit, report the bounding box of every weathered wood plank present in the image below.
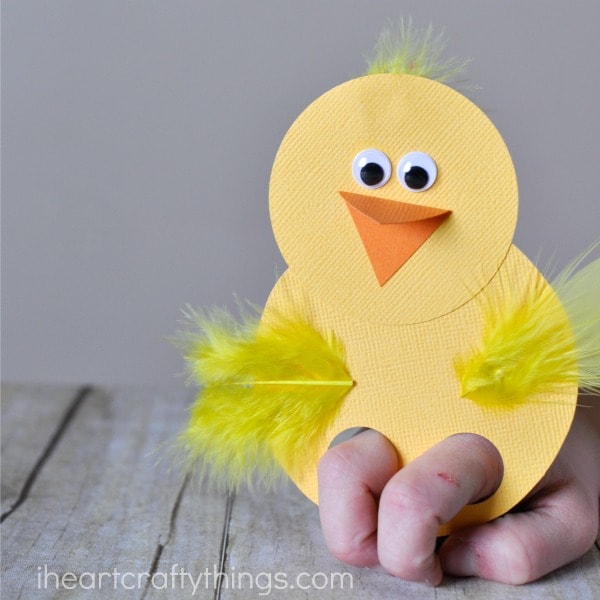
[1,383,82,515]
[1,385,226,600]
[141,482,230,600]
[1,385,598,599]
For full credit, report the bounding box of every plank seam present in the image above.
[140,475,189,600]
[0,385,92,524]
[214,491,235,600]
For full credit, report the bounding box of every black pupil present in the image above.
[404,165,429,190]
[360,162,385,186]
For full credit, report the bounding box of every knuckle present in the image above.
[490,527,537,584]
[317,444,356,483]
[551,489,599,558]
[568,500,599,554]
[381,479,438,525]
[327,533,374,567]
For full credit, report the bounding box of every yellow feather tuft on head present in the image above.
[365,18,470,83]
[175,306,353,490]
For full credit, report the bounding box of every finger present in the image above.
[440,461,599,584]
[378,433,503,585]
[318,429,399,567]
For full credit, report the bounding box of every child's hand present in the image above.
[317,408,600,585]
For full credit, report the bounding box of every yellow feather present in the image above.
[176,306,353,490]
[456,254,600,408]
[553,253,600,395]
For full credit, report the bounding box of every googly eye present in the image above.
[397,152,437,192]
[352,149,392,189]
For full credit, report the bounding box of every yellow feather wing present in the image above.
[456,255,600,408]
[176,307,353,490]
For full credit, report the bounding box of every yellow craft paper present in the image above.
[270,74,518,325]
[265,73,577,533]
[264,248,577,534]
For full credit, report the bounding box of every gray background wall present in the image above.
[3,0,599,386]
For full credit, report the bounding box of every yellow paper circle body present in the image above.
[269,74,518,325]
[264,247,577,534]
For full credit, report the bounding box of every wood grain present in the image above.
[1,383,83,517]
[1,384,598,599]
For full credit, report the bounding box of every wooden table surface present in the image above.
[1,383,599,599]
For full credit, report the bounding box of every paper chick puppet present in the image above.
[178,24,600,535]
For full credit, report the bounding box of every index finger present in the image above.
[377,433,503,585]
[318,429,399,567]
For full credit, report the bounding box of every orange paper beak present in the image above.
[340,191,452,286]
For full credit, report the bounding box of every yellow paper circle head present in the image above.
[269,74,518,324]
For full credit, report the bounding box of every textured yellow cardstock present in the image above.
[265,74,577,533]
[270,75,518,325]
